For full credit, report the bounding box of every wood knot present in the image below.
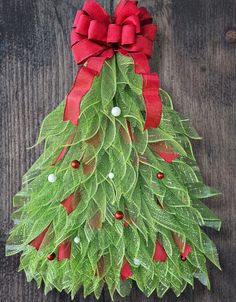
[225,30,236,43]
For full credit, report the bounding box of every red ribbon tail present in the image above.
[120,259,133,281]
[153,240,168,262]
[63,66,98,125]
[181,243,192,260]
[58,240,71,261]
[142,73,162,129]
[129,53,162,130]
[61,193,75,215]
[30,225,50,250]
[63,51,113,125]
[60,192,80,215]
[150,141,179,163]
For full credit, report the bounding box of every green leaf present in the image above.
[193,200,221,230]
[188,183,221,199]
[101,57,117,109]
[200,232,221,269]
[160,89,173,109]
[121,161,137,197]
[116,52,143,95]
[149,203,185,235]
[36,101,71,144]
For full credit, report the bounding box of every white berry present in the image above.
[48,174,57,183]
[108,172,114,179]
[74,236,80,244]
[133,258,141,266]
[111,106,121,117]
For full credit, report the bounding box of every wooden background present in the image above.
[0,0,235,301]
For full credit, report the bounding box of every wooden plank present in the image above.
[0,0,235,301]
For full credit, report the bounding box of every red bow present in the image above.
[64,0,162,129]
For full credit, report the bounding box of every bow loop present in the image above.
[121,15,141,33]
[88,20,108,43]
[138,7,153,24]
[107,24,122,43]
[73,10,83,28]
[74,13,90,36]
[115,0,139,24]
[121,25,136,45]
[83,0,110,24]
[141,24,157,41]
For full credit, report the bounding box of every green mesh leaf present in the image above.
[188,183,221,199]
[193,200,221,230]
[101,57,117,109]
[159,89,173,109]
[116,52,143,95]
[35,101,71,144]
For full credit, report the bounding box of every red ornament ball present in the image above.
[156,172,164,180]
[71,160,80,169]
[47,253,56,261]
[114,211,124,220]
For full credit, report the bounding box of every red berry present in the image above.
[47,253,56,261]
[157,172,164,180]
[71,160,80,169]
[114,211,124,220]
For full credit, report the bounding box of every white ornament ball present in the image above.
[74,236,80,244]
[48,174,57,183]
[111,106,121,117]
[133,258,141,266]
[108,172,114,179]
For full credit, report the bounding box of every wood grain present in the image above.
[0,0,235,301]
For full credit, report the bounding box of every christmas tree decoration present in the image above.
[114,211,124,220]
[47,253,56,261]
[156,172,164,179]
[133,258,141,266]
[107,172,115,179]
[73,236,80,244]
[6,0,221,300]
[71,160,80,169]
[47,173,57,183]
[111,106,122,117]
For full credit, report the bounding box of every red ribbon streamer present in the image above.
[150,141,179,163]
[61,193,76,215]
[30,225,50,250]
[64,0,162,129]
[153,240,168,262]
[58,240,71,261]
[181,243,192,260]
[120,259,133,281]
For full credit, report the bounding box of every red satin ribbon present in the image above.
[64,0,162,129]
[153,240,168,262]
[120,259,133,281]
